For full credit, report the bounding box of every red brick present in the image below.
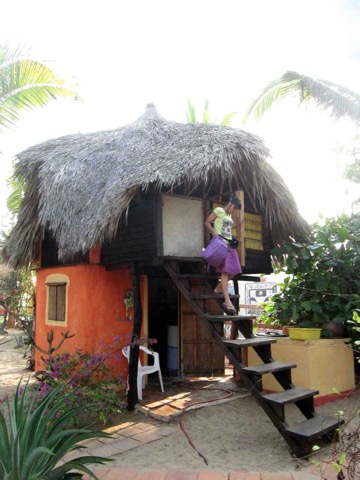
[133,470,169,480]
[260,473,293,480]
[197,471,228,480]
[292,472,324,480]
[103,468,138,480]
[229,473,261,480]
[165,471,198,480]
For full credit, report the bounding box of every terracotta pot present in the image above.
[322,321,345,338]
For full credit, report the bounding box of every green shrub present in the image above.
[260,213,360,337]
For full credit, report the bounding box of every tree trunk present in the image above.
[0,310,8,332]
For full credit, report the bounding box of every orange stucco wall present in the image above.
[35,263,139,382]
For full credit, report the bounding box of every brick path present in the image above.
[84,468,333,479]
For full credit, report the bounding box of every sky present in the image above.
[1,0,360,225]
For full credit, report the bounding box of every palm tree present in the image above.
[0,43,78,133]
[243,70,360,126]
[1,43,79,213]
[0,45,78,338]
[186,97,237,126]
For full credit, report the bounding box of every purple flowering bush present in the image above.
[32,336,127,426]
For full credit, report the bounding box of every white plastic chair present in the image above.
[122,345,164,400]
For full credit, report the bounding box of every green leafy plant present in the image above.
[348,311,360,371]
[331,410,360,480]
[0,381,112,480]
[312,403,359,480]
[0,262,35,332]
[260,213,360,337]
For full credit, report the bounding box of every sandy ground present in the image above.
[113,392,359,474]
[1,329,359,475]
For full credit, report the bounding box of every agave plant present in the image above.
[0,381,112,480]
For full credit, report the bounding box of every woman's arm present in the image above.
[205,211,218,237]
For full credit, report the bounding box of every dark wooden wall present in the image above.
[41,232,89,268]
[243,249,272,275]
[101,197,160,266]
[40,192,274,275]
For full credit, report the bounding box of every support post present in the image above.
[127,264,143,410]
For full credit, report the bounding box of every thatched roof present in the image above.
[3,103,309,267]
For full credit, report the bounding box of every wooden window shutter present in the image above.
[244,213,264,251]
[47,283,66,321]
[232,191,245,266]
[56,285,66,321]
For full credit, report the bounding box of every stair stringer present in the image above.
[163,260,344,457]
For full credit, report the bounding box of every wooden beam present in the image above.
[234,190,245,267]
[127,264,143,410]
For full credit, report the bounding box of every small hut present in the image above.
[3,104,308,380]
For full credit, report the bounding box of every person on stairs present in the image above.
[204,196,242,315]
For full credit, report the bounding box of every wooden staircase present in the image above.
[164,259,344,458]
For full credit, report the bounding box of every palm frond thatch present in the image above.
[3,104,309,267]
[244,71,360,125]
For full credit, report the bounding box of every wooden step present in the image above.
[191,294,240,299]
[223,337,277,348]
[285,415,344,441]
[162,256,204,263]
[171,273,220,279]
[242,361,296,375]
[206,314,256,322]
[262,388,319,405]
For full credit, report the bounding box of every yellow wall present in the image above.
[248,338,355,400]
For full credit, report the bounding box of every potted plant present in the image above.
[259,286,323,340]
[260,214,360,342]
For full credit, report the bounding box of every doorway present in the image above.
[147,275,179,375]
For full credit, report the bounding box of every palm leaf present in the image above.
[202,99,210,123]
[220,111,237,126]
[244,70,360,125]
[7,163,25,214]
[185,97,197,123]
[0,43,78,132]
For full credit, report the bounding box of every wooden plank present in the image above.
[285,416,345,441]
[56,285,66,321]
[181,296,224,374]
[262,388,319,405]
[47,286,56,320]
[242,361,296,375]
[235,190,245,266]
[191,294,240,299]
[173,273,220,279]
[206,314,256,321]
[223,337,277,348]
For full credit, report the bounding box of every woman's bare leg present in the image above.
[214,280,222,294]
[221,272,234,308]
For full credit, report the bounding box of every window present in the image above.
[45,274,69,325]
